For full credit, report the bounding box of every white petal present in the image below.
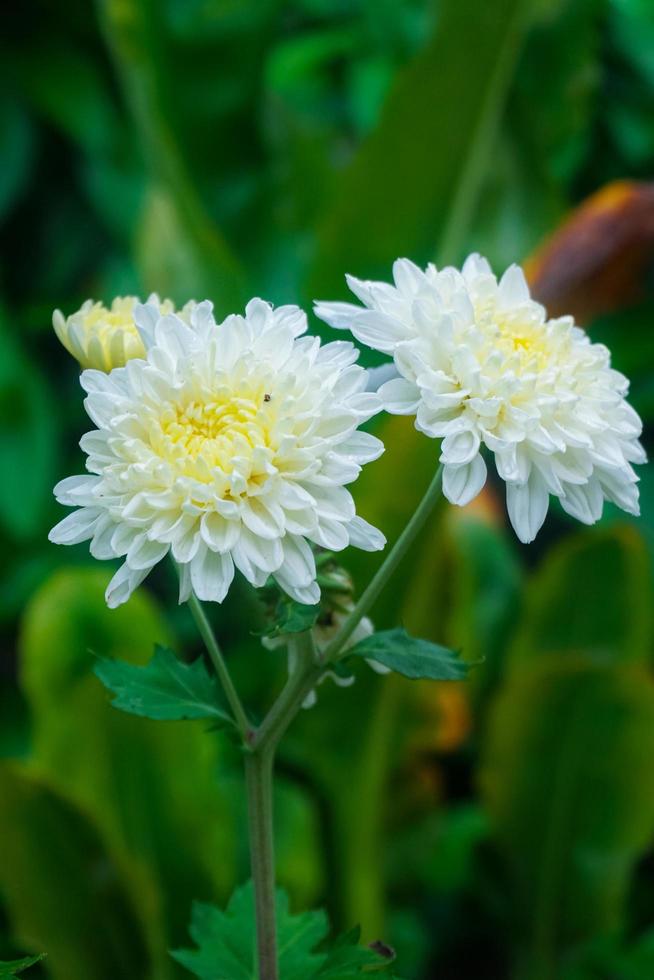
[440,429,480,466]
[105,563,149,608]
[498,264,530,306]
[313,301,365,332]
[560,480,604,525]
[134,300,161,350]
[378,377,421,415]
[392,258,427,294]
[245,298,273,334]
[126,534,168,570]
[346,310,409,353]
[241,498,284,539]
[442,455,487,507]
[90,516,119,560]
[309,518,350,551]
[190,545,235,602]
[53,474,100,505]
[365,363,400,392]
[233,531,283,576]
[171,520,202,564]
[279,534,316,587]
[200,512,239,552]
[506,473,550,543]
[49,508,101,546]
[462,253,492,278]
[274,574,320,605]
[347,515,386,552]
[336,431,384,463]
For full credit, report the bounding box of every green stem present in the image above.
[245,632,320,979]
[255,631,321,752]
[245,745,278,980]
[186,593,252,738]
[322,463,444,662]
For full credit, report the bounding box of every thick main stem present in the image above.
[245,746,278,980]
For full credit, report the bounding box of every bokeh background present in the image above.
[2,0,654,978]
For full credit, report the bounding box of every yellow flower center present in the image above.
[475,300,560,371]
[152,390,276,484]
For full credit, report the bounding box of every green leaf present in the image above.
[94,644,233,724]
[99,0,248,315]
[0,763,150,980]
[480,657,654,976]
[260,598,321,639]
[19,567,239,976]
[307,0,535,301]
[509,525,652,666]
[0,311,57,540]
[0,96,33,222]
[173,881,395,979]
[0,956,45,978]
[316,926,396,978]
[346,628,469,681]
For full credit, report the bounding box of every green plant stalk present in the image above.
[186,593,251,738]
[245,744,278,980]
[322,462,444,662]
[246,631,318,980]
[187,463,445,977]
[256,462,445,754]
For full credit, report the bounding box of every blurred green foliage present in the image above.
[1,0,654,978]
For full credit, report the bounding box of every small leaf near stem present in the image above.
[94,645,235,723]
[346,629,469,681]
[186,593,252,739]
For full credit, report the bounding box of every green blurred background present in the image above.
[2,0,654,977]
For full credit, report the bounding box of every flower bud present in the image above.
[52,294,190,372]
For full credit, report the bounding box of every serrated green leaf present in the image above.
[346,628,469,681]
[173,881,395,979]
[0,955,45,978]
[316,926,395,977]
[94,645,233,724]
[173,880,326,979]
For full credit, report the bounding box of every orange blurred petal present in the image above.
[525,180,654,324]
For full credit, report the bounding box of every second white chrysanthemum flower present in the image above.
[50,298,385,607]
[315,255,645,543]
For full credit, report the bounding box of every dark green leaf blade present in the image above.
[307,0,534,300]
[317,926,395,977]
[346,628,469,681]
[94,645,233,724]
[172,880,327,979]
[0,956,45,978]
[173,882,397,979]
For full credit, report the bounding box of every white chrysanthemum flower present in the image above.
[53,294,196,371]
[49,297,385,607]
[315,255,645,543]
